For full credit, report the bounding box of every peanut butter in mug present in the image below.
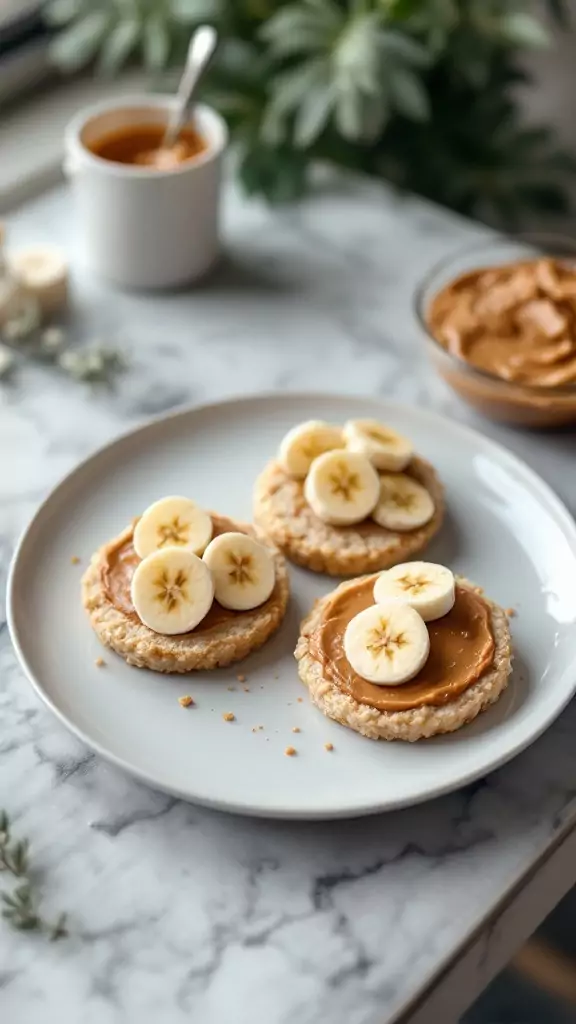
[89,124,206,170]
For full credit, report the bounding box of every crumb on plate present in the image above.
[285,746,297,757]
[324,742,334,752]
[94,657,105,668]
[223,712,235,722]
[71,555,81,565]
[292,727,300,733]
[179,695,195,708]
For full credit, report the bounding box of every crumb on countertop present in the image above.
[223,712,235,722]
[94,657,105,668]
[70,555,81,565]
[506,607,516,617]
[297,697,303,703]
[324,742,334,752]
[179,695,195,708]
[292,727,300,734]
[284,746,297,757]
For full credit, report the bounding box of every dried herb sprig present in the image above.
[0,309,127,387]
[0,810,67,940]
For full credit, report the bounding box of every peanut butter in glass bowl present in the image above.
[415,236,576,427]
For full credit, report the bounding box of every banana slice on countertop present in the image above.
[131,547,214,635]
[371,473,434,532]
[203,532,275,611]
[373,562,455,622]
[6,245,69,317]
[343,419,413,471]
[133,496,213,559]
[304,449,380,525]
[278,420,343,479]
[344,601,430,685]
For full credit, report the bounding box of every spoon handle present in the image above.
[163,25,218,148]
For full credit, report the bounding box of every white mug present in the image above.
[64,95,228,289]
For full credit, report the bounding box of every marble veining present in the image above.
[1,175,576,1024]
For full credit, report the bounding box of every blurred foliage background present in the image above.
[46,0,575,225]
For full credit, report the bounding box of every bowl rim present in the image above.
[413,232,576,397]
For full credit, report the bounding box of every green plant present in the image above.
[46,0,575,224]
[0,811,67,938]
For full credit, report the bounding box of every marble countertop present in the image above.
[2,173,576,1024]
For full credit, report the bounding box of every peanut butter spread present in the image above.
[103,514,243,632]
[427,259,576,388]
[310,576,495,711]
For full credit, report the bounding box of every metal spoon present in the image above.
[162,25,218,150]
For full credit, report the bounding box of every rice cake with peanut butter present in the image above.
[253,418,445,577]
[295,571,512,742]
[82,512,289,673]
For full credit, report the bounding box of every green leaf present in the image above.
[261,24,333,58]
[98,19,140,74]
[268,59,331,118]
[389,67,429,121]
[1,891,20,910]
[0,810,9,839]
[496,13,550,49]
[15,882,32,904]
[44,0,87,27]
[239,144,308,203]
[261,3,339,55]
[142,15,171,71]
[379,30,431,68]
[335,84,364,140]
[11,842,29,878]
[170,0,223,23]
[294,84,334,147]
[336,15,382,96]
[49,11,110,71]
[546,0,571,27]
[50,912,69,941]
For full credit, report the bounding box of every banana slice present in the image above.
[371,473,434,532]
[344,601,430,685]
[343,419,413,471]
[131,547,214,635]
[278,420,343,479]
[6,245,69,318]
[304,449,380,526]
[202,532,275,611]
[133,496,212,559]
[373,562,455,622]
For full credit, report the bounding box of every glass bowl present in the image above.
[414,234,576,428]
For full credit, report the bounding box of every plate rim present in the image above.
[7,391,576,819]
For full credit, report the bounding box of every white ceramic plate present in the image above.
[8,394,576,819]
